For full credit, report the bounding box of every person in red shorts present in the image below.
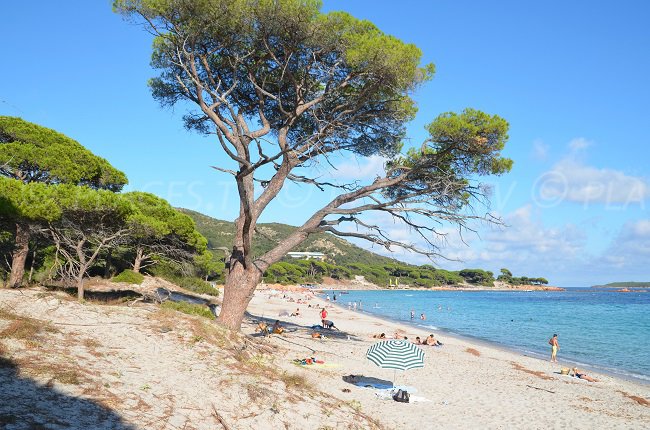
[320,307,328,328]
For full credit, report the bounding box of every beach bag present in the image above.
[393,389,410,403]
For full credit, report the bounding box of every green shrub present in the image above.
[112,270,145,285]
[175,276,219,296]
[149,260,219,296]
[161,301,214,319]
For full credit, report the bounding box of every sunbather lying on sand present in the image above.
[272,320,285,334]
[256,322,270,336]
[373,333,386,339]
[425,334,443,346]
[571,368,598,382]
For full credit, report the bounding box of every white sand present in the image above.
[248,287,650,429]
[1,285,648,430]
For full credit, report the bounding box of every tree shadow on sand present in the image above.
[245,311,363,342]
[44,285,144,303]
[0,355,136,430]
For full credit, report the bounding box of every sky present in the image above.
[1,0,649,286]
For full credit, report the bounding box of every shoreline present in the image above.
[320,292,650,386]
[311,285,565,292]
[246,287,650,428]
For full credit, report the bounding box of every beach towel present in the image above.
[374,389,430,403]
[293,357,324,365]
[354,382,417,392]
[294,362,341,369]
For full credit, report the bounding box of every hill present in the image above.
[179,209,548,289]
[178,208,401,267]
[591,282,650,289]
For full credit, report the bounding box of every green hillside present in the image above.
[178,208,400,266]
[179,209,545,289]
[591,282,650,289]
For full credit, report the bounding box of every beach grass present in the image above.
[160,300,215,319]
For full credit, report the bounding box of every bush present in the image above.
[175,276,219,296]
[112,270,145,285]
[149,260,219,296]
[161,301,215,319]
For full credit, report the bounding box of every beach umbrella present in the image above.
[366,340,425,385]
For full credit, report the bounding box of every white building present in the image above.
[286,251,326,261]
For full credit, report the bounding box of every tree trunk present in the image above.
[76,273,85,300]
[217,263,260,330]
[9,223,30,288]
[28,249,36,284]
[133,247,144,273]
[104,249,112,278]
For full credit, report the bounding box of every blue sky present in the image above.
[2,1,649,286]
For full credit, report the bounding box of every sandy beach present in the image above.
[1,284,649,429]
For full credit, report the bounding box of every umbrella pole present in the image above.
[393,369,396,388]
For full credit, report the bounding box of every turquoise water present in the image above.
[328,288,650,383]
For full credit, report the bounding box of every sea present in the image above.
[324,288,650,384]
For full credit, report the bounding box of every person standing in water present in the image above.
[549,334,560,362]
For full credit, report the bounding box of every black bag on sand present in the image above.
[393,389,410,403]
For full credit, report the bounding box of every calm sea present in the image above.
[325,288,650,383]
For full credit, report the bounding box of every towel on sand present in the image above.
[374,389,431,403]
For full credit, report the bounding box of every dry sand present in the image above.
[1,285,649,430]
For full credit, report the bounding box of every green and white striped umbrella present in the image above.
[366,340,425,371]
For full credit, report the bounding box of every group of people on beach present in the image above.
[268,290,600,385]
[415,334,443,346]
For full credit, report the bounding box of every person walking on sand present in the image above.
[549,334,559,362]
[320,308,328,328]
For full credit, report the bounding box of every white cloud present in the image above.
[337,204,587,274]
[531,138,549,161]
[537,159,650,205]
[328,202,649,286]
[485,205,586,256]
[601,219,650,268]
[623,219,650,237]
[568,137,592,152]
[331,155,386,180]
